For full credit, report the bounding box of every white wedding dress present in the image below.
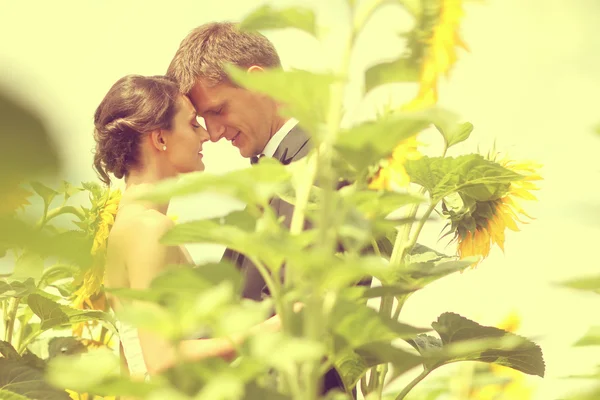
[114,315,149,380]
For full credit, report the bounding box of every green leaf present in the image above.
[330,299,428,348]
[0,389,31,400]
[0,340,20,360]
[384,244,474,289]
[409,312,545,377]
[334,336,422,390]
[160,216,308,272]
[0,90,60,193]
[356,341,422,379]
[0,278,37,299]
[346,189,425,218]
[334,109,434,172]
[59,180,82,202]
[365,56,420,93]
[0,358,71,400]
[244,382,291,400]
[27,293,115,331]
[435,121,474,148]
[239,5,317,37]
[30,181,59,210]
[140,158,290,206]
[559,275,600,294]
[153,262,243,299]
[574,326,600,347]
[226,65,336,136]
[249,332,326,370]
[10,252,44,283]
[405,154,523,202]
[46,348,158,398]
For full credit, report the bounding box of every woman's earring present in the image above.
[162,145,167,151]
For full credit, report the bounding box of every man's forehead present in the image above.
[190,80,223,112]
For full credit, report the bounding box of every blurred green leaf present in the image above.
[244,382,291,400]
[408,312,545,377]
[249,332,326,370]
[240,5,317,37]
[0,278,37,299]
[47,348,159,398]
[30,181,59,211]
[574,326,600,347]
[334,109,434,172]
[405,155,522,202]
[562,387,600,400]
[0,358,70,400]
[317,255,389,291]
[195,373,244,400]
[27,293,115,331]
[0,340,20,360]
[226,66,336,136]
[330,299,428,348]
[334,336,422,390]
[365,56,419,93]
[10,252,44,283]
[0,217,92,268]
[559,275,600,294]
[0,389,32,400]
[356,341,422,379]
[0,89,60,192]
[346,189,425,219]
[141,158,290,206]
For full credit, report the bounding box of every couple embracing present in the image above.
[95,22,349,396]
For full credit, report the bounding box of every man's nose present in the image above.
[205,117,225,142]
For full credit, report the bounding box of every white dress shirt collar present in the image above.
[261,117,299,158]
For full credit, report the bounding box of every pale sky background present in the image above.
[2,0,600,399]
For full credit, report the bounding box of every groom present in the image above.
[167,22,346,395]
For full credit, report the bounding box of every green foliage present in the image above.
[408,313,545,377]
[574,326,600,347]
[141,158,290,207]
[365,56,420,94]
[405,154,523,202]
[0,2,547,399]
[27,293,114,331]
[226,66,336,137]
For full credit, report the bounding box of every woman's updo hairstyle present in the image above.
[93,75,180,185]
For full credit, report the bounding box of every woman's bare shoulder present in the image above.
[113,206,174,241]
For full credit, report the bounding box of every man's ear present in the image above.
[150,129,167,151]
[247,65,264,73]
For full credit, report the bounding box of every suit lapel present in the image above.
[272,125,311,164]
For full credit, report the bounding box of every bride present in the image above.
[92,74,279,380]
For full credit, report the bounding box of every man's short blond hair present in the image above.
[167,22,281,93]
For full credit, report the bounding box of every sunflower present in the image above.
[368,136,422,190]
[72,188,121,309]
[407,0,469,106]
[453,155,542,266]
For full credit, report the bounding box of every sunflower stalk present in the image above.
[4,297,20,344]
[395,368,432,400]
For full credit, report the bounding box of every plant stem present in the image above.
[4,297,20,344]
[18,330,43,354]
[35,205,85,230]
[395,368,431,400]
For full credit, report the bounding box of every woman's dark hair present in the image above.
[93,75,180,185]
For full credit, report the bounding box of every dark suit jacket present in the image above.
[222,125,350,396]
